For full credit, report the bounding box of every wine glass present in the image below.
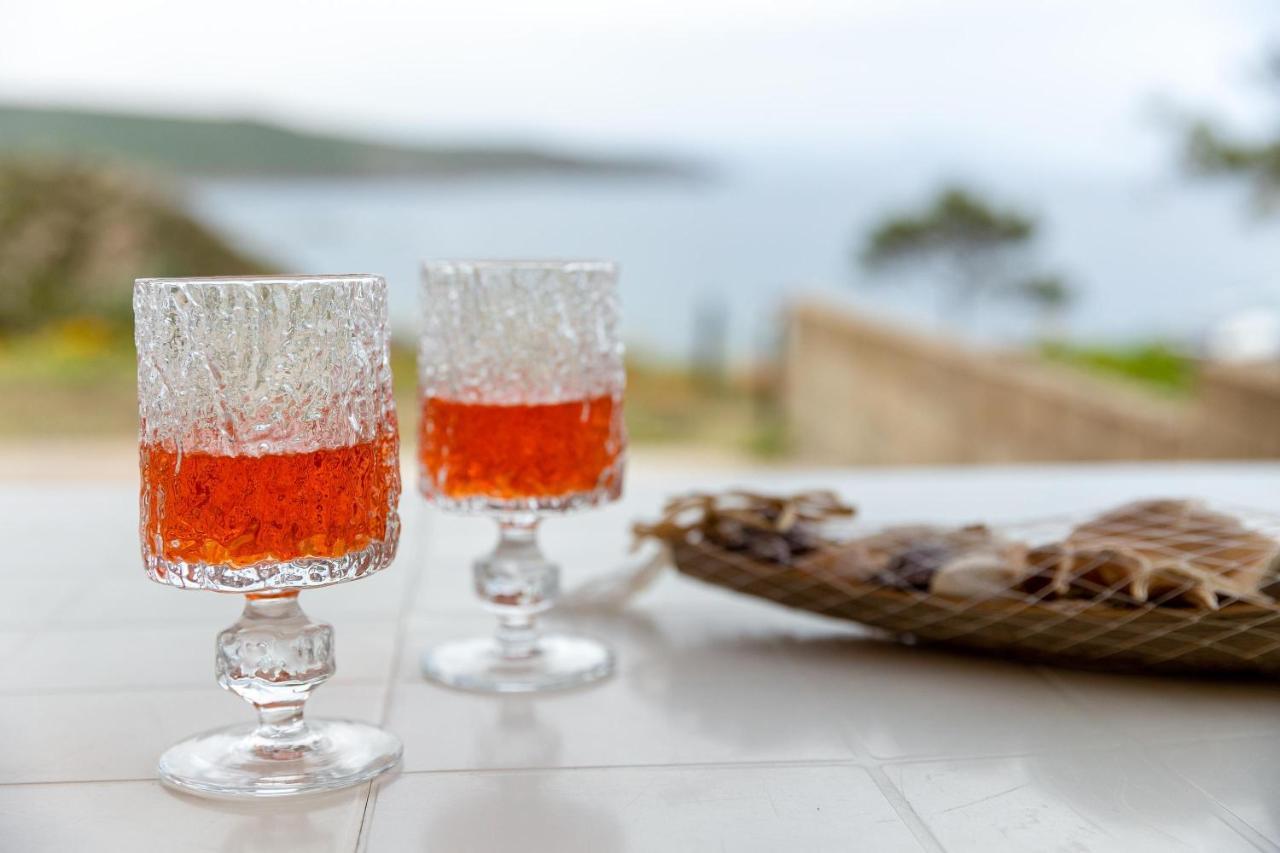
[417,260,626,692]
[134,274,403,797]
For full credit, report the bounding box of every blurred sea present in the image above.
[186,161,1280,361]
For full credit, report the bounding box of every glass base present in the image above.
[421,634,614,693]
[158,719,402,799]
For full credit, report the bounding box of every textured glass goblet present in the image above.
[134,274,402,798]
[417,260,626,692]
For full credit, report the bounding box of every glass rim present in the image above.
[135,273,386,288]
[421,259,617,274]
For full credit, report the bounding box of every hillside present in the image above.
[0,159,269,333]
[0,104,700,179]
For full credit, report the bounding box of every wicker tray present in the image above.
[659,505,1280,677]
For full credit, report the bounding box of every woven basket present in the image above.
[654,500,1280,677]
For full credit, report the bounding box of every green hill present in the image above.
[0,159,269,333]
[0,104,700,179]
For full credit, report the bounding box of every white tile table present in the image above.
[1,461,1278,852]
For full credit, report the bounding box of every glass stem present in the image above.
[476,517,559,661]
[216,591,335,757]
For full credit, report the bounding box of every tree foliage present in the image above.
[1186,121,1280,209]
[1183,49,1280,210]
[1016,274,1072,310]
[857,186,1070,312]
[862,187,1033,270]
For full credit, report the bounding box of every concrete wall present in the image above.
[783,301,1277,465]
[1196,364,1280,458]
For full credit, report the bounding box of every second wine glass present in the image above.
[417,260,626,693]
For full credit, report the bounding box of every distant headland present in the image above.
[0,103,706,180]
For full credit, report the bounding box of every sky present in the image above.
[2,0,1278,172]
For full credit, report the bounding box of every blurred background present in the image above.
[4,0,1280,471]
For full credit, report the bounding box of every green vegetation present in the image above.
[0,155,765,454]
[0,104,700,179]
[1040,341,1195,395]
[624,356,784,457]
[1183,50,1280,210]
[1019,274,1072,312]
[0,157,765,454]
[857,186,1072,316]
[1184,120,1280,211]
[0,156,271,434]
[0,158,268,334]
[0,320,139,435]
[0,329,777,460]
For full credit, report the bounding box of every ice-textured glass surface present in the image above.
[418,260,625,404]
[135,275,395,456]
[417,261,626,514]
[217,596,335,709]
[134,275,400,593]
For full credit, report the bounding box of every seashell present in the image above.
[841,500,1280,609]
[1021,499,1280,610]
[930,547,1031,598]
[838,524,1027,592]
[1022,543,1073,599]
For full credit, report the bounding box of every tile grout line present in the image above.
[395,758,885,778]
[344,758,948,853]
[371,756,975,779]
[353,780,376,853]
[0,776,157,788]
[3,760,865,791]
[864,764,946,853]
[1166,772,1280,853]
[0,743,1190,789]
[353,508,434,852]
[0,758,992,790]
[9,742,1238,790]
[1034,665,1278,852]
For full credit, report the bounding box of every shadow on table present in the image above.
[418,697,624,852]
[561,598,1280,752]
[163,784,366,852]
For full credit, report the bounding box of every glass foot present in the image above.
[158,719,402,799]
[422,634,614,693]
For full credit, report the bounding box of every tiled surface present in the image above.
[884,748,1259,852]
[797,643,1125,761]
[389,610,859,773]
[0,685,388,784]
[0,781,368,853]
[0,621,398,693]
[1043,668,1280,746]
[1159,734,1280,846]
[362,764,928,852]
[3,462,1279,851]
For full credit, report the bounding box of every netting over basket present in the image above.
[636,492,1280,677]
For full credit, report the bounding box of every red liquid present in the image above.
[140,434,399,566]
[418,395,623,501]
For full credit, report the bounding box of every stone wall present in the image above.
[783,301,1277,465]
